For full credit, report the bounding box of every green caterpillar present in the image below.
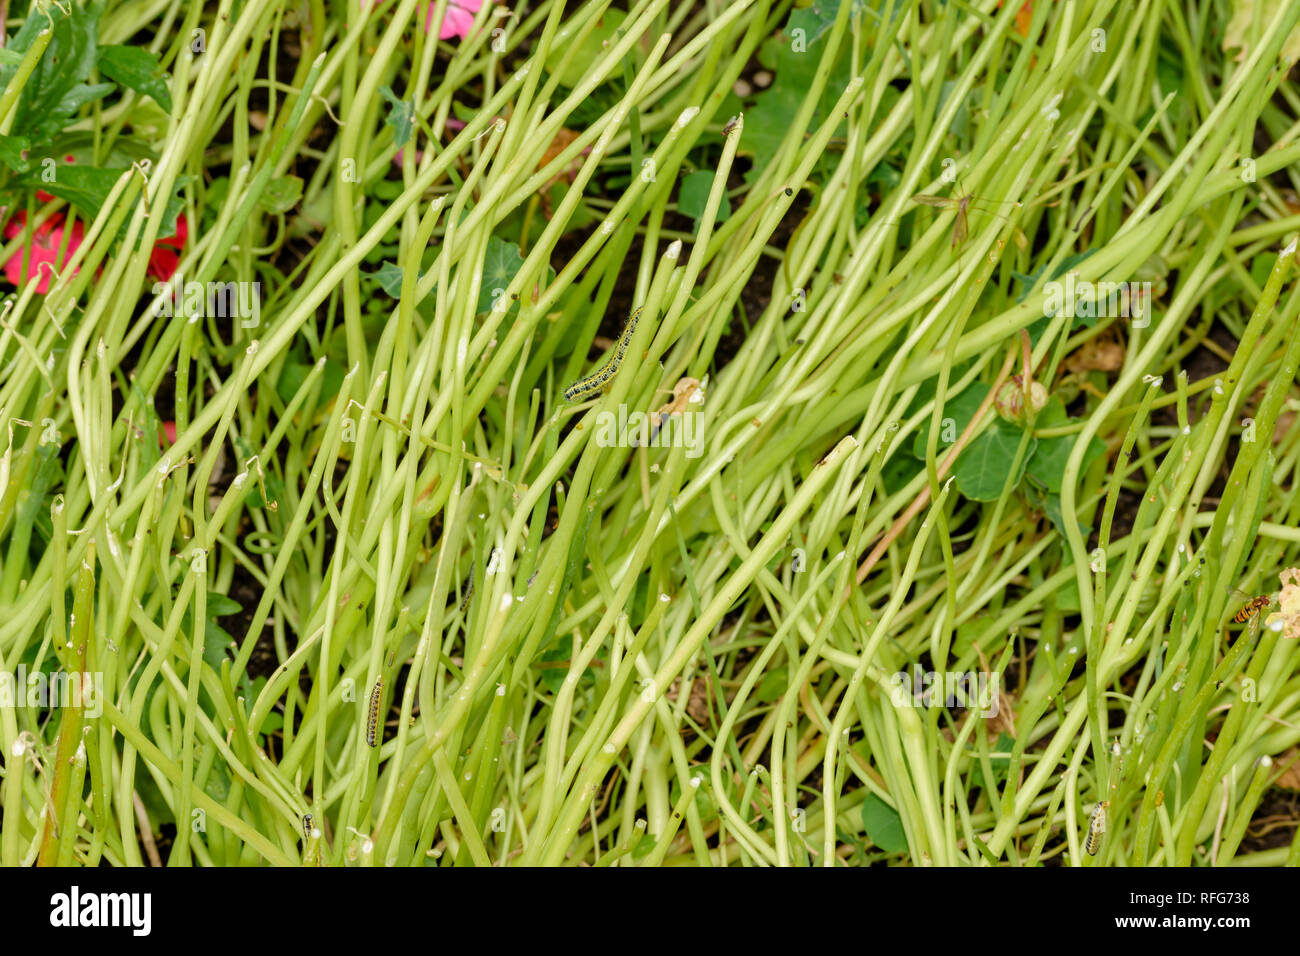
[564,307,642,402]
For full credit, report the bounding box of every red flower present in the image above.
[2,210,84,293]
[148,213,188,281]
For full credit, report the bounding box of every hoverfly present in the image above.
[910,184,1023,248]
[1228,588,1270,625]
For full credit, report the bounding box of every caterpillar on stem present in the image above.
[564,307,642,402]
[1085,801,1108,856]
[366,677,384,748]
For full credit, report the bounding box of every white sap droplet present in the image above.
[496,683,505,696]
[602,743,615,754]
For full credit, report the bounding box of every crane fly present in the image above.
[911,187,1023,248]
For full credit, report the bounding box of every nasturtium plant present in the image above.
[861,792,908,853]
[911,381,1106,506]
[679,169,731,223]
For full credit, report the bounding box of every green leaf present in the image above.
[1024,398,1107,494]
[97,44,172,112]
[379,85,414,147]
[476,235,527,315]
[20,163,123,217]
[180,593,241,670]
[206,592,243,618]
[953,418,1035,501]
[32,131,155,170]
[258,174,303,214]
[370,260,423,299]
[860,793,908,853]
[911,382,989,459]
[50,81,114,116]
[678,169,730,223]
[755,667,788,703]
[275,356,346,408]
[547,10,627,87]
[10,0,104,144]
[0,133,30,172]
[1014,250,1099,346]
[743,3,854,182]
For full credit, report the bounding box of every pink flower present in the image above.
[427,0,486,40]
[3,211,84,293]
[159,421,177,447]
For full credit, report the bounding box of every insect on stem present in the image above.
[563,307,643,402]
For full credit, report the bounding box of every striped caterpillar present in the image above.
[1085,801,1108,856]
[302,813,314,842]
[458,566,474,614]
[564,308,642,402]
[366,677,384,748]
